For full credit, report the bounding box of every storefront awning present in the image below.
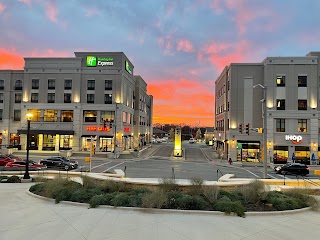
[17,129,74,135]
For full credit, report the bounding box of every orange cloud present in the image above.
[148,78,214,127]
[45,0,58,23]
[177,40,193,52]
[0,49,24,70]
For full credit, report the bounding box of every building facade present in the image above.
[215,51,320,165]
[0,52,153,153]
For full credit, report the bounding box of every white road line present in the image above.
[103,162,124,172]
[91,161,112,170]
[241,168,260,178]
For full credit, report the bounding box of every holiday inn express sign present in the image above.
[86,56,114,67]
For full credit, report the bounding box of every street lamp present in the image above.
[23,113,33,179]
[253,84,268,179]
[114,101,119,159]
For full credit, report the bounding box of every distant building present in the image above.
[0,52,153,153]
[215,51,320,165]
[205,127,215,145]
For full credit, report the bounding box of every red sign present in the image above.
[124,127,130,132]
[86,126,110,131]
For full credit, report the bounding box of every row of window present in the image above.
[0,79,113,91]
[276,76,307,87]
[276,119,307,132]
[276,99,308,110]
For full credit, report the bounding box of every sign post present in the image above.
[174,127,182,157]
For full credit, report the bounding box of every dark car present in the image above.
[40,157,78,170]
[274,163,309,176]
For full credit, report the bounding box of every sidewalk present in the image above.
[0,183,319,240]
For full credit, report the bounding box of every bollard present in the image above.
[172,167,175,180]
[124,166,127,178]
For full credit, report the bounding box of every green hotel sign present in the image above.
[86,56,114,67]
[125,61,133,74]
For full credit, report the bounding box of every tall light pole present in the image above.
[114,102,118,159]
[23,113,33,179]
[253,84,268,179]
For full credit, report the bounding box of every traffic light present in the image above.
[245,124,250,135]
[110,123,113,128]
[239,124,243,134]
[103,120,107,128]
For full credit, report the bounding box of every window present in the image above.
[0,109,2,120]
[14,110,21,121]
[31,93,38,103]
[44,110,58,122]
[64,79,72,90]
[32,79,39,89]
[15,80,23,90]
[104,94,112,104]
[276,99,285,110]
[298,100,307,110]
[48,93,55,103]
[122,112,127,123]
[48,79,55,89]
[101,111,114,122]
[64,93,71,103]
[15,93,22,103]
[61,110,73,122]
[298,76,307,87]
[0,80,4,90]
[105,80,112,90]
[27,109,40,121]
[0,93,3,103]
[276,76,285,87]
[84,111,97,122]
[87,94,94,103]
[276,119,285,132]
[298,119,307,132]
[87,80,95,90]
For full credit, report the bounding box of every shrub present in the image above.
[0,175,8,181]
[29,183,45,195]
[7,175,21,183]
[100,180,129,193]
[32,177,50,183]
[82,176,99,189]
[89,192,118,208]
[158,178,179,192]
[142,190,167,208]
[264,191,307,211]
[213,200,245,217]
[187,177,204,196]
[203,186,219,205]
[238,180,266,205]
[69,188,100,203]
[166,191,185,209]
[42,178,81,199]
[218,190,242,202]
[177,195,210,210]
[89,195,105,208]
[111,193,131,207]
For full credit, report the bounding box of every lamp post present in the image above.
[23,113,33,179]
[114,102,118,159]
[253,84,268,179]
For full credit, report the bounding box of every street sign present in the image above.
[85,157,91,162]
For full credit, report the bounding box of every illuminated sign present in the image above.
[86,126,110,131]
[86,56,114,67]
[124,127,130,132]
[125,61,133,74]
[285,135,302,144]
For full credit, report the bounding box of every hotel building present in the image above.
[215,51,320,165]
[0,52,153,153]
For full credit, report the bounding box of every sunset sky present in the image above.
[1,0,320,127]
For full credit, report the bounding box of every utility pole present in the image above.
[114,102,118,159]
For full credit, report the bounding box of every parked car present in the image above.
[0,155,16,166]
[189,138,196,143]
[156,138,162,143]
[4,161,47,171]
[40,157,78,170]
[274,163,309,176]
[151,138,156,143]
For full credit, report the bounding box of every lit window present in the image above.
[298,119,307,132]
[276,76,285,87]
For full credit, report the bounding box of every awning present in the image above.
[99,136,114,138]
[17,129,74,135]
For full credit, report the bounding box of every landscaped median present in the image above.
[28,176,319,217]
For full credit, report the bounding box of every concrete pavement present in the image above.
[1,183,320,240]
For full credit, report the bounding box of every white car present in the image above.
[189,138,196,143]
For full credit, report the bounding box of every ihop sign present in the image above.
[285,135,302,144]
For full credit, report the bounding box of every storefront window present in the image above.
[99,137,113,152]
[43,134,56,150]
[10,133,20,146]
[295,146,310,164]
[44,110,58,122]
[84,111,97,122]
[273,146,288,163]
[59,135,73,150]
[81,137,96,151]
[27,109,41,121]
[101,111,114,122]
[61,110,73,122]
[236,142,260,162]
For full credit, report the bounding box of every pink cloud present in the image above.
[177,40,193,52]
[0,3,5,13]
[45,0,58,23]
[85,7,100,17]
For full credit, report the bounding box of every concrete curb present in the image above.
[26,189,313,217]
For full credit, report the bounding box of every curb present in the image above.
[26,189,313,217]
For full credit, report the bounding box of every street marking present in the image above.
[103,162,124,172]
[91,161,112,170]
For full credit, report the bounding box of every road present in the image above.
[6,141,320,181]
